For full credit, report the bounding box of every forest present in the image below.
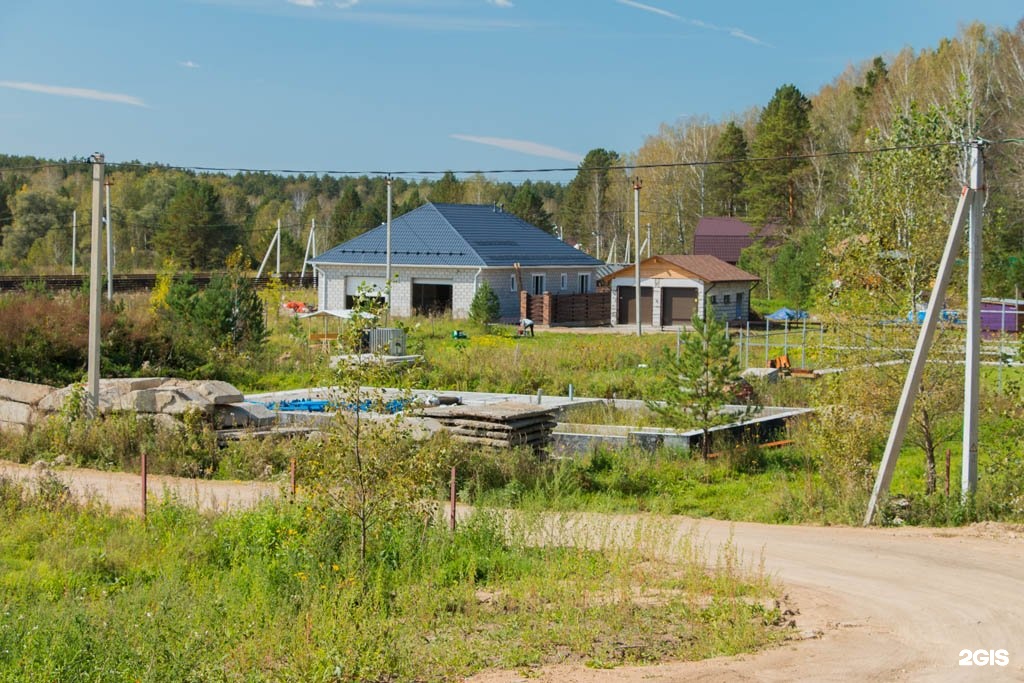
[2,21,1024,315]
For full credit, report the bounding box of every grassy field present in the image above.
[0,477,784,682]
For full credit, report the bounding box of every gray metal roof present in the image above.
[311,202,604,268]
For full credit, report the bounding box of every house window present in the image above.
[532,274,546,295]
[510,274,517,292]
[578,273,590,293]
[709,295,718,305]
[560,273,568,290]
[724,294,731,305]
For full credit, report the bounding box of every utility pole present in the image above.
[646,223,652,258]
[105,178,114,300]
[963,141,984,500]
[275,218,281,277]
[386,176,393,323]
[864,140,986,524]
[71,209,77,275]
[87,154,105,417]
[633,177,643,337]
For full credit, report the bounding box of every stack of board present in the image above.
[422,401,557,450]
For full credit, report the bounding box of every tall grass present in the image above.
[0,476,784,681]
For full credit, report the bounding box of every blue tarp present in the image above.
[766,307,808,321]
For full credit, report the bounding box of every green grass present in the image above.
[0,478,785,681]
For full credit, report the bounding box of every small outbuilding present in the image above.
[603,254,759,327]
[692,216,779,265]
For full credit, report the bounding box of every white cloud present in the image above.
[0,81,148,107]
[616,0,678,20]
[616,0,770,47]
[287,0,320,7]
[179,60,201,68]
[451,134,582,163]
[334,0,358,7]
[487,0,514,7]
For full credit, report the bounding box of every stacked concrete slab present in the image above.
[0,378,56,434]
[422,401,557,451]
[0,377,275,433]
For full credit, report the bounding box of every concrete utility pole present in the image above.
[105,178,114,300]
[963,141,984,500]
[275,218,281,277]
[863,140,986,524]
[87,154,105,417]
[633,177,643,337]
[71,209,77,275]
[386,177,393,322]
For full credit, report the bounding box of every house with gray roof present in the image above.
[310,202,604,321]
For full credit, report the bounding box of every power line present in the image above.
[101,138,999,180]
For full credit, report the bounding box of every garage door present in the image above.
[617,286,653,325]
[661,287,698,325]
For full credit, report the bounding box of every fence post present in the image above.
[290,457,297,499]
[801,317,807,368]
[449,466,457,532]
[140,449,148,519]
[519,290,528,321]
[746,320,751,368]
[764,319,770,367]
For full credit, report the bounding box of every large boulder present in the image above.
[215,402,277,428]
[0,378,55,406]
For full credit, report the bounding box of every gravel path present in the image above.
[3,458,1021,681]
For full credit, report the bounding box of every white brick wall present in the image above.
[609,278,754,327]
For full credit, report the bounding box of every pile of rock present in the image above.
[0,377,275,433]
[0,378,55,435]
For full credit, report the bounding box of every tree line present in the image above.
[2,21,1024,313]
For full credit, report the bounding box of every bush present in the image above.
[469,281,500,324]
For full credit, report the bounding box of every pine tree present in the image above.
[706,121,748,217]
[649,311,749,460]
[743,84,811,225]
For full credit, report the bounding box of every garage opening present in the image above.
[345,277,386,310]
[412,281,453,315]
[617,286,653,325]
[661,287,698,325]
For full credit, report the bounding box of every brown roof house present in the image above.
[603,255,759,327]
[692,217,780,265]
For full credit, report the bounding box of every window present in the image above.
[709,295,718,305]
[560,273,568,290]
[578,273,591,293]
[532,274,546,295]
[724,294,732,304]
[510,274,517,292]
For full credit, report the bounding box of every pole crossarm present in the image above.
[863,185,973,525]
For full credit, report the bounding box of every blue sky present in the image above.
[1,1,1021,180]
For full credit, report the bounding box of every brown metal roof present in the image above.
[693,217,781,264]
[601,255,759,284]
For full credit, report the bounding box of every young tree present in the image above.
[469,280,501,324]
[650,311,751,460]
[304,364,440,563]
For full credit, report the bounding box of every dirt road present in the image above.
[2,459,1021,681]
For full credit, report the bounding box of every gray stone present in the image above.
[193,381,244,405]
[741,367,779,383]
[0,378,55,405]
[0,420,27,435]
[215,402,277,428]
[160,389,213,416]
[0,399,35,425]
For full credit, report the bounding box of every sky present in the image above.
[1,0,1021,182]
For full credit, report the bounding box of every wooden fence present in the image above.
[520,290,611,326]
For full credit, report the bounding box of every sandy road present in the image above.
[2,459,1021,681]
